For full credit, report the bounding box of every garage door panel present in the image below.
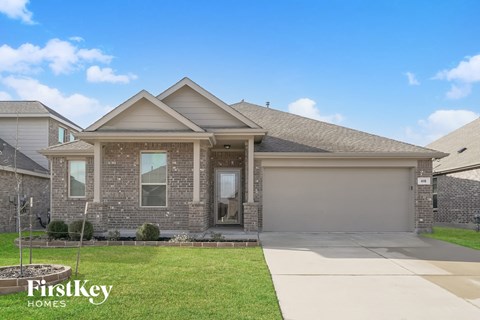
[263,168,413,232]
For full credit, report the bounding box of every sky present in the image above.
[1,0,479,146]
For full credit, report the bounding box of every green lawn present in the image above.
[423,226,480,250]
[0,233,281,320]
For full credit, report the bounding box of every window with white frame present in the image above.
[69,132,75,142]
[58,127,67,143]
[69,160,86,198]
[141,152,167,206]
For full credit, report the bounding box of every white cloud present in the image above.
[404,109,479,145]
[0,38,113,75]
[69,36,84,43]
[288,98,343,124]
[435,54,480,99]
[446,84,471,99]
[2,76,104,120]
[0,0,34,24]
[0,90,12,100]
[86,66,137,84]
[405,72,420,85]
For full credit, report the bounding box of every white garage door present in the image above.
[263,167,414,232]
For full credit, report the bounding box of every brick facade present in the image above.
[48,119,77,147]
[49,144,434,234]
[51,142,204,232]
[434,168,480,226]
[243,202,259,231]
[0,170,50,232]
[415,159,434,233]
[51,156,95,226]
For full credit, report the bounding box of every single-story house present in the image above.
[41,78,446,234]
[427,118,480,228]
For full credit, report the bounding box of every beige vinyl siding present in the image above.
[162,86,247,128]
[0,118,49,169]
[263,167,414,232]
[99,98,191,131]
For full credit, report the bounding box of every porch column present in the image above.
[93,142,101,203]
[247,137,254,203]
[193,140,200,202]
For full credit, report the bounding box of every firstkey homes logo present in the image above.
[27,279,113,308]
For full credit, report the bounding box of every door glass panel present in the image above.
[217,172,240,224]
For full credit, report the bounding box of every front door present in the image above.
[215,169,241,225]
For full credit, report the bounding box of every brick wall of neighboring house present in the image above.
[48,119,77,146]
[209,150,245,226]
[415,159,434,233]
[0,170,50,232]
[434,168,480,225]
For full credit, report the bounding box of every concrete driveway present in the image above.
[260,232,480,320]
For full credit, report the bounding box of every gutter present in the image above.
[254,151,449,159]
[433,163,480,175]
[0,165,50,179]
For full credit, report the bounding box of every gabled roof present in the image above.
[427,117,480,174]
[232,101,446,157]
[85,90,204,132]
[40,140,94,156]
[157,77,260,129]
[0,138,49,177]
[0,101,82,131]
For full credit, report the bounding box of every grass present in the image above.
[0,233,281,320]
[423,226,480,250]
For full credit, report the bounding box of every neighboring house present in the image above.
[0,138,50,232]
[0,101,82,169]
[41,78,445,235]
[0,101,82,232]
[427,118,480,227]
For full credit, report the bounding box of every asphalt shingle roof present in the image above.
[427,117,480,173]
[0,138,49,174]
[42,140,93,152]
[232,101,442,154]
[0,101,81,129]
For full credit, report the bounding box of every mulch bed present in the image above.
[0,265,65,279]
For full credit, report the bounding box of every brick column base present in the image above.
[243,202,259,232]
[188,201,208,232]
[87,202,107,233]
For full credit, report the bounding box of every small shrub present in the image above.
[107,229,121,241]
[47,220,68,239]
[136,223,160,241]
[210,232,225,242]
[169,232,193,243]
[68,220,94,241]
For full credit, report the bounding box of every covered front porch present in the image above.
[189,134,260,232]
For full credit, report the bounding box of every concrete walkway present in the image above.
[260,232,480,320]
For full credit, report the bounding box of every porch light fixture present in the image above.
[223,144,231,149]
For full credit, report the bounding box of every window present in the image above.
[69,132,75,142]
[58,127,67,143]
[141,152,167,206]
[432,177,438,210]
[69,160,86,198]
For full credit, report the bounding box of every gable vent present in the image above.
[458,147,467,153]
